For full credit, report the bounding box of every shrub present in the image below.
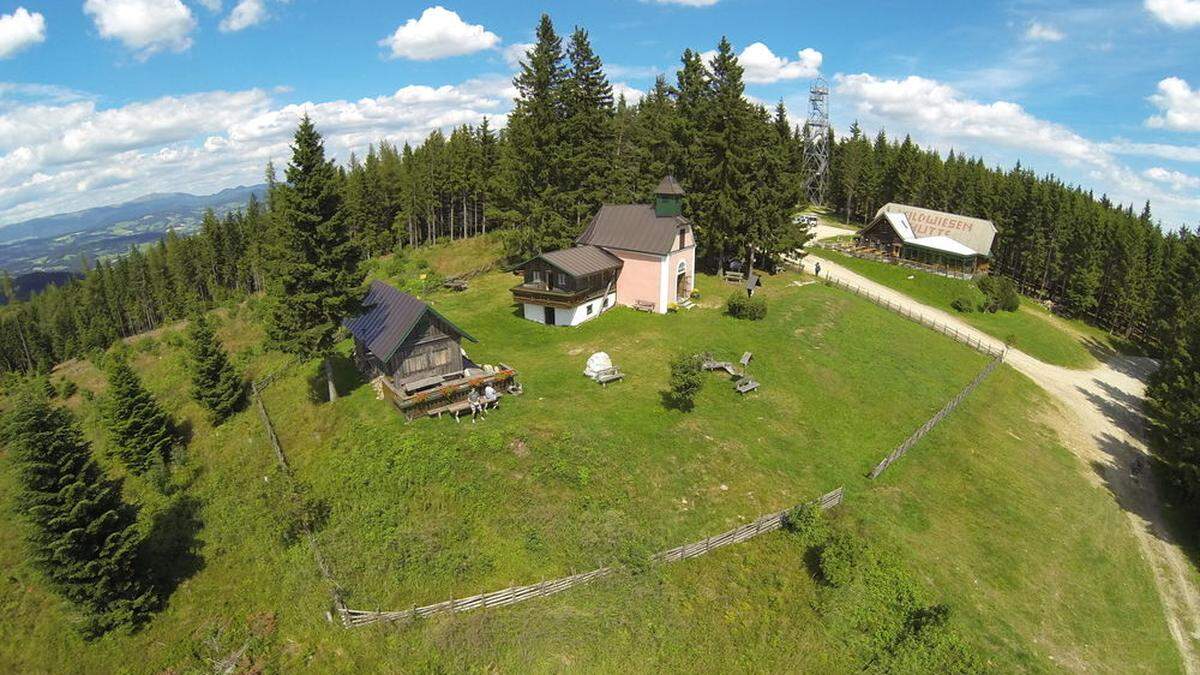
[976,275,1019,313]
[56,377,78,399]
[666,352,704,411]
[950,295,977,313]
[725,293,767,320]
[818,530,869,587]
[783,502,831,547]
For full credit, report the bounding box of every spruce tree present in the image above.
[101,356,174,475]
[266,115,363,365]
[2,390,156,636]
[186,313,244,424]
[561,26,615,222]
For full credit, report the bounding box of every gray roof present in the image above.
[874,203,996,257]
[531,245,623,277]
[343,280,475,363]
[576,204,688,256]
[656,175,685,196]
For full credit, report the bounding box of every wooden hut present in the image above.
[344,280,477,391]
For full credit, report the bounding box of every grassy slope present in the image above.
[0,241,1179,672]
[812,249,1124,369]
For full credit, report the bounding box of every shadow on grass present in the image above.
[659,390,695,412]
[141,494,205,606]
[305,353,365,403]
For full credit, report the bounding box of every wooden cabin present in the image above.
[512,246,623,326]
[343,280,477,390]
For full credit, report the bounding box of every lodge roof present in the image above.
[656,175,685,196]
[524,245,623,278]
[866,211,984,259]
[576,204,689,256]
[873,203,996,256]
[343,280,476,363]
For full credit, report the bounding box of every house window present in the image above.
[679,229,686,249]
[586,303,594,316]
[531,270,543,284]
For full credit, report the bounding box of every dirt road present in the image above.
[806,237,1200,673]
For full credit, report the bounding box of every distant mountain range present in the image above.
[0,184,266,296]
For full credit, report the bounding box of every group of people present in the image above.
[466,383,499,422]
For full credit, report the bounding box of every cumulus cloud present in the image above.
[1144,166,1200,190]
[502,41,534,68]
[1102,139,1200,163]
[196,0,221,10]
[220,0,268,32]
[0,78,514,225]
[0,7,46,58]
[700,43,822,84]
[1145,0,1200,28]
[612,82,645,103]
[379,6,500,61]
[1024,21,1065,42]
[83,0,195,58]
[834,72,1200,224]
[1147,77,1200,132]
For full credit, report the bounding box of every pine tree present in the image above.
[2,390,156,636]
[186,313,244,424]
[101,356,174,475]
[561,26,615,223]
[266,115,363,364]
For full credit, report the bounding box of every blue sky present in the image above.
[0,0,1198,230]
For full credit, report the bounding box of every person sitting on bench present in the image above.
[468,387,484,423]
[483,383,499,409]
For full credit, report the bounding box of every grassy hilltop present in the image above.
[0,236,1179,672]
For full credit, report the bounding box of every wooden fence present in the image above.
[868,352,1005,479]
[340,487,845,628]
[250,365,348,616]
[817,272,1006,358]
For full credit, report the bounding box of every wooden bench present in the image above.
[443,278,468,292]
[723,270,744,283]
[633,300,655,312]
[702,360,738,376]
[595,367,624,386]
[427,399,473,421]
[735,378,760,394]
[739,351,753,367]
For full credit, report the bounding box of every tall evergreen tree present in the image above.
[266,115,363,392]
[186,313,244,424]
[101,356,174,475]
[561,26,615,223]
[2,390,156,636]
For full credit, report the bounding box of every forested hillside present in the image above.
[1,12,1199,551]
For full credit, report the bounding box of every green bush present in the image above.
[55,378,78,399]
[950,295,977,313]
[725,293,767,320]
[783,502,831,547]
[818,530,869,587]
[976,275,1019,313]
[666,352,704,411]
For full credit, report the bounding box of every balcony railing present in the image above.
[511,282,608,308]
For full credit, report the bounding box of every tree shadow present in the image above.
[140,494,205,605]
[1080,337,1157,379]
[305,353,365,403]
[1076,379,1148,440]
[659,390,695,412]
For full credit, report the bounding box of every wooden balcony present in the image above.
[510,283,608,309]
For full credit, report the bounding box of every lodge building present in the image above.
[857,203,997,275]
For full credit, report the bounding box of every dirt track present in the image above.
[806,232,1200,673]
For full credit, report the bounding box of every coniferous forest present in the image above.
[2,13,1200,630]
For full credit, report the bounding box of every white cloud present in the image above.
[0,77,514,226]
[196,0,221,10]
[834,72,1200,225]
[1024,21,1065,42]
[220,0,267,32]
[83,0,195,58]
[1147,77,1200,132]
[612,82,645,103]
[1103,139,1200,163]
[1144,166,1200,190]
[1145,0,1200,28]
[700,43,822,84]
[0,7,46,58]
[502,41,534,68]
[379,6,500,61]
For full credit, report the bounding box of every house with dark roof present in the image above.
[344,280,477,388]
[512,176,696,325]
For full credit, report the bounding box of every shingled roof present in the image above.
[656,175,685,196]
[575,204,688,256]
[343,280,475,363]
[529,245,623,277]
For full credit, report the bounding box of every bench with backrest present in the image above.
[443,278,468,291]
[724,270,745,283]
[735,377,760,394]
[740,351,753,367]
[633,300,655,312]
[595,366,624,386]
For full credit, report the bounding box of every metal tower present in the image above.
[802,77,830,206]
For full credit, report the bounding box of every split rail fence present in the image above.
[868,351,1005,479]
[250,363,348,616]
[340,487,845,628]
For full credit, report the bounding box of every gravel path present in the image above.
[806,235,1200,673]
